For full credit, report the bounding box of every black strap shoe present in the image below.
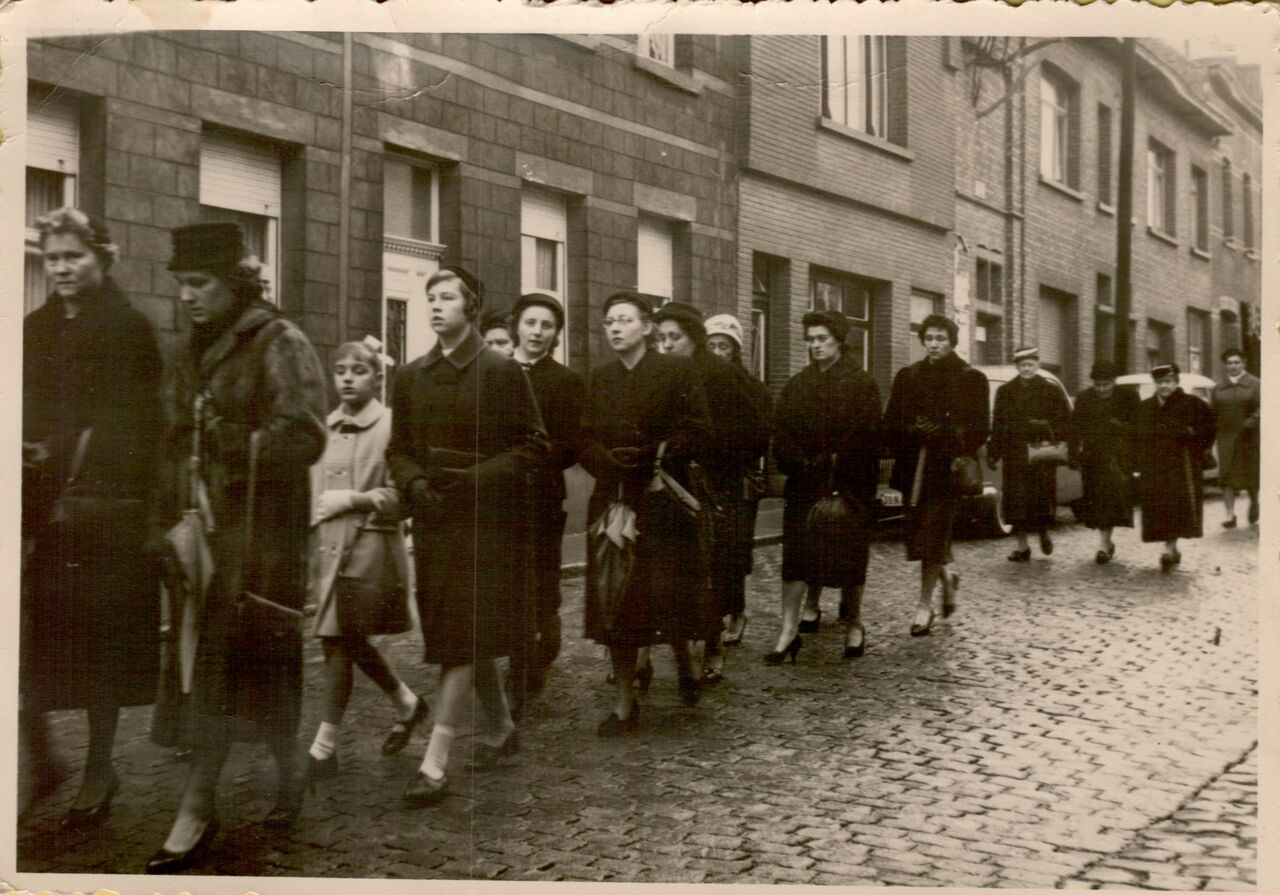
[402,771,449,807]
[145,819,219,874]
[382,695,429,756]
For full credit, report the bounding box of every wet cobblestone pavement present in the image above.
[16,502,1258,889]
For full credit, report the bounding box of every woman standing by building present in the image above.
[770,310,881,662]
[883,315,989,637]
[704,314,772,647]
[147,223,327,872]
[1136,363,1217,571]
[581,293,710,734]
[1069,360,1140,563]
[654,303,768,682]
[508,292,586,707]
[388,267,543,806]
[21,209,162,827]
[989,347,1071,562]
[303,339,426,785]
[1212,348,1260,528]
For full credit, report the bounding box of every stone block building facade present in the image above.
[24,32,1261,393]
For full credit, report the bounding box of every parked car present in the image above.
[874,365,1083,538]
[1114,371,1219,481]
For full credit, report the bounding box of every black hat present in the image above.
[167,222,247,271]
[603,291,653,319]
[802,309,851,343]
[1090,359,1120,380]
[1150,362,1180,381]
[512,292,565,332]
[436,265,485,310]
[653,301,707,343]
[478,309,511,334]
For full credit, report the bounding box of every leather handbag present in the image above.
[334,531,410,637]
[1027,426,1070,466]
[950,454,983,497]
[50,428,145,542]
[805,454,869,587]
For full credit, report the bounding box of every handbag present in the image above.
[49,428,145,542]
[950,454,983,497]
[334,533,411,637]
[805,454,869,587]
[1027,424,1069,466]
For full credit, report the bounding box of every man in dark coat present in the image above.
[1069,359,1141,563]
[1211,348,1260,528]
[883,315,989,636]
[989,347,1071,561]
[388,267,543,804]
[1136,363,1217,572]
[508,292,586,707]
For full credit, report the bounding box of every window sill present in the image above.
[1147,226,1179,248]
[1038,175,1084,203]
[1097,202,1116,217]
[1190,246,1211,261]
[632,55,702,95]
[1245,248,1259,261]
[552,35,601,53]
[1223,237,1240,252]
[816,117,914,162]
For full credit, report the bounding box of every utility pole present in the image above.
[1114,38,1136,371]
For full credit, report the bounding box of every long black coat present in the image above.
[1069,386,1140,529]
[388,329,542,665]
[160,301,327,737]
[1136,390,1216,543]
[774,353,881,585]
[990,375,1071,530]
[581,349,710,648]
[22,280,163,711]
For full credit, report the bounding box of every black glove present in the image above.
[408,477,443,515]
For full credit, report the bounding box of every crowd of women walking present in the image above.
[20,210,1256,874]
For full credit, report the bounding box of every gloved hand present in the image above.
[432,467,475,492]
[314,489,356,523]
[408,478,443,516]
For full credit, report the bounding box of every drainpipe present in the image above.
[338,33,354,343]
[1001,60,1016,361]
[1017,40,1028,349]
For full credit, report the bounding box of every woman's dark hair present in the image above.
[426,268,481,321]
[602,291,653,321]
[220,261,267,306]
[918,313,958,346]
[478,310,512,338]
[653,303,708,348]
[1221,347,1246,363]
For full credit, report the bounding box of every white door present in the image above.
[383,250,439,365]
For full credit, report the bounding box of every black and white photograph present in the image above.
[5,2,1275,892]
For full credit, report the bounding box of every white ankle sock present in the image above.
[309,722,339,761]
[419,724,455,779]
[393,683,418,721]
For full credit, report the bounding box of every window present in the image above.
[1038,286,1073,378]
[1242,173,1254,249]
[200,129,283,303]
[1094,273,1114,365]
[908,290,941,365]
[1096,104,1113,206]
[1221,161,1234,241]
[1146,139,1175,236]
[751,253,776,384]
[1187,309,1209,376]
[636,215,674,304]
[521,188,570,364]
[25,93,80,314]
[637,34,674,67]
[975,312,1003,366]
[974,256,1003,307]
[1191,166,1209,252]
[811,272,874,371]
[1146,319,1174,370]
[822,36,890,140]
[383,158,438,244]
[382,153,445,366]
[1039,66,1078,188]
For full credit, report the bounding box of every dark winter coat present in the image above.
[580,349,711,648]
[1136,389,1216,543]
[1069,386,1140,529]
[774,353,881,585]
[22,280,163,711]
[990,375,1071,530]
[388,329,543,665]
[1211,372,1260,492]
[521,354,586,512]
[159,300,327,737]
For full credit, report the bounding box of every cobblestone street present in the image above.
[17,500,1258,888]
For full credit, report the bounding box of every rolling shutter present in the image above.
[521,188,567,242]
[637,215,673,299]
[27,97,79,174]
[199,132,281,217]
[1038,289,1065,368]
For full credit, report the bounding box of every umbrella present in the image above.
[590,492,638,639]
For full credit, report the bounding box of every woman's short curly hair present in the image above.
[35,207,119,271]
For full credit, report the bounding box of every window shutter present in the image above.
[521,188,567,242]
[200,132,282,217]
[637,216,673,299]
[1039,291,1065,368]
[28,97,79,174]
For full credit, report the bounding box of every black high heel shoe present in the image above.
[597,703,640,737]
[1039,530,1054,556]
[942,571,960,619]
[722,614,748,646]
[144,818,220,874]
[1007,547,1031,562]
[382,695,429,756]
[263,773,306,829]
[61,771,119,831]
[403,771,449,807]
[472,730,520,769]
[910,607,935,637]
[798,609,822,634]
[842,625,866,659]
[677,671,701,706]
[763,636,802,665]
